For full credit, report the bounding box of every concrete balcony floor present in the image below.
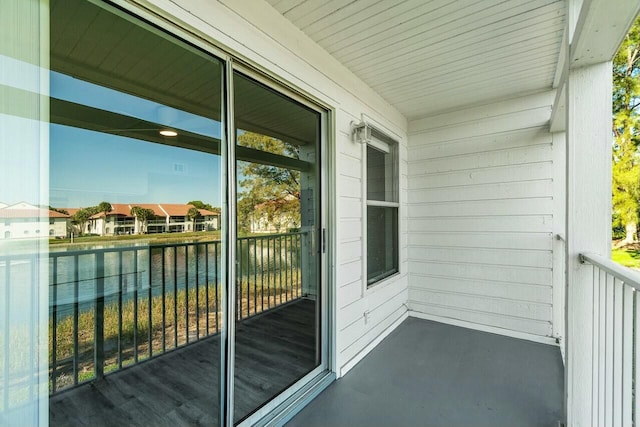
[288,317,564,427]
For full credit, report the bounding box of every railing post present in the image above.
[95,251,105,380]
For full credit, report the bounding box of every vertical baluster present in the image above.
[297,234,301,298]
[267,237,271,309]
[162,247,166,353]
[214,242,219,333]
[73,255,79,385]
[277,235,281,306]
[622,284,633,426]
[205,243,210,335]
[634,290,640,426]
[284,235,288,303]
[148,248,153,359]
[236,239,240,321]
[29,255,36,399]
[118,251,123,370]
[289,235,294,300]
[247,238,250,318]
[185,245,189,344]
[51,257,58,392]
[614,278,624,427]
[173,245,178,348]
[133,249,139,363]
[95,251,105,380]
[3,257,10,406]
[253,238,257,315]
[261,237,264,312]
[606,273,615,424]
[599,269,607,426]
[195,243,200,340]
[592,266,599,424]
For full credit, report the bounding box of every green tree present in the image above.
[130,206,155,234]
[49,206,69,215]
[612,16,640,244]
[187,207,201,232]
[188,200,215,211]
[71,207,96,235]
[97,201,112,235]
[237,132,301,232]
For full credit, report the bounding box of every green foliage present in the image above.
[612,16,640,241]
[612,248,640,268]
[237,132,301,233]
[71,206,99,235]
[49,206,69,215]
[187,207,201,220]
[130,206,156,233]
[188,200,218,212]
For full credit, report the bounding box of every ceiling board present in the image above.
[266,0,566,119]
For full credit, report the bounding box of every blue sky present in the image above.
[49,72,223,209]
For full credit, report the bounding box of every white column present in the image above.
[565,61,612,426]
[0,1,50,426]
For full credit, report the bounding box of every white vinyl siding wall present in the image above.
[336,112,408,373]
[407,91,559,339]
[145,0,409,374]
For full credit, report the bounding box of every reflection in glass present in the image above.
[47,0,224,425]
[233,72,321,423]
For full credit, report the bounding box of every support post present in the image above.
[565,61,612,426]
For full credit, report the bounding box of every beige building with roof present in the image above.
[85,203,219,236]
[0,202,69,239]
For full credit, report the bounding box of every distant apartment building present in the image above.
[0,202,69,239]
[86,203,220,236]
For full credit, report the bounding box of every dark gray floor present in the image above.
[287,317,564,427]
[50,299,318,426]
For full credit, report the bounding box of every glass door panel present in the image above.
[233,72,322,424]
[48,1,225,425]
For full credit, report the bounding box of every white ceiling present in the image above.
[266,0,566,120]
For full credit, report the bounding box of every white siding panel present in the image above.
[338,280,362,309]
[409,198,554,217]
[338,154,361,179]
[339,239,362,263]
[409,288,551,321]
[338,175,361,198]
[408,180,553,203]
[338,197,361,220]
[408,215,553,233]
[409,144,553,175]
[339,219,361,241]
[408,247,552,269]
[409,300,552,336]
[410,277,552,304]
[408,232,553,251]
[338,259,361,287]
[407,91,557,339]
[410,261,551,287]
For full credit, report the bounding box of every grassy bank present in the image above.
[49,230,222,247]
[50,276,301,391]
[612,248,640,268]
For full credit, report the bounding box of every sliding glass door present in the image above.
[48,1,226,425]
[232,71,323,423]
[39,2,327,426]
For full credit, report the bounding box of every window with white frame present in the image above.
[366,130,399,287]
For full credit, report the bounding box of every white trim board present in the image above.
[408,310,559,347]
[339,310,409,378]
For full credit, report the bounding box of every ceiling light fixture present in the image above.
[159,129,178,137]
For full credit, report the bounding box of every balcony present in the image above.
[288,317,564,427]
[39,233,311,424]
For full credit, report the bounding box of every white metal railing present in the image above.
[580,252,640,426]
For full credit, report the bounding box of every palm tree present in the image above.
[130,206,154,234]
[187,207,201,232]
[97,201,112,235]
